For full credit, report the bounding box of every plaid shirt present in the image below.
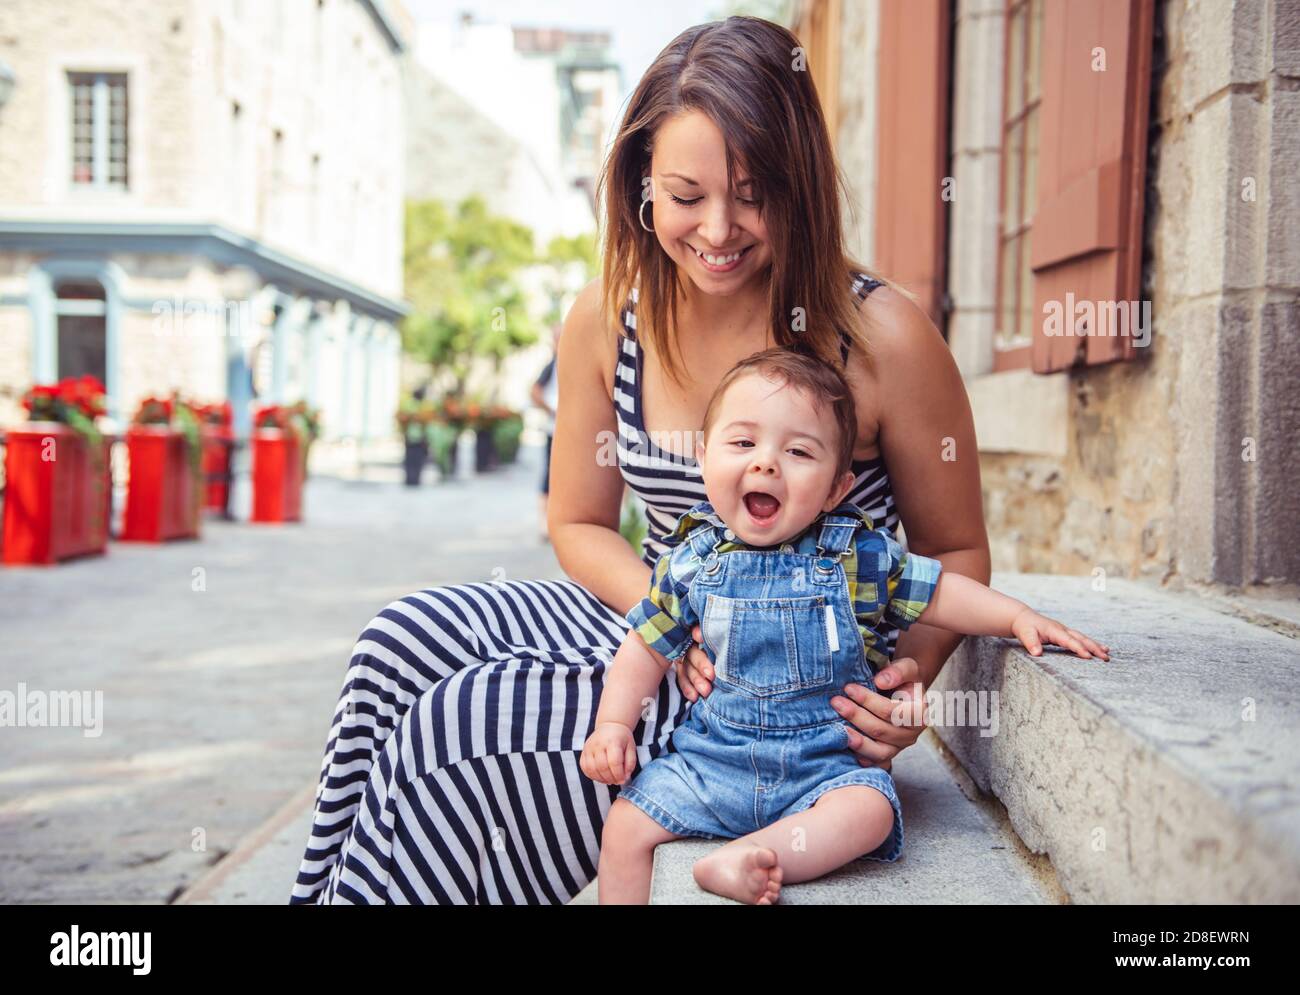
[625,500,943,672]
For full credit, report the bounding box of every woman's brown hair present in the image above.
[597,14,891,391]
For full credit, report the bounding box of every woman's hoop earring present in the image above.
[639,198,655,233]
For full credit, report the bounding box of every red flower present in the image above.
[192,401,234,428]
[20,378,104,421]
[254,404,291,430]
[54,375,107,418]
[133,395,175,425]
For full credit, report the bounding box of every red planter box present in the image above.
[201,426,235,516]
[2,424,111,565]
[121,426,201,542]
[251,429,303,523]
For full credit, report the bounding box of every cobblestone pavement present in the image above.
[0,444,568,903]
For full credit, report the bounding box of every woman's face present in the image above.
[647,109,772,295]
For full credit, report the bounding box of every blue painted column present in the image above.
[358,320,374,443]
[305,310,324,409]
[270,306,288,404]
[338,314,355,439]
[28,266,55,382]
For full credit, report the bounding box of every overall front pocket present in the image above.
[702,594,832,696]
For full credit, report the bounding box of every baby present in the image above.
[582,347,1109,904]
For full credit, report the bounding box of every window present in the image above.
[55,281,108,383]
[994,0,1043,368]
[69,72,129,189]
[1025,0,1155,373]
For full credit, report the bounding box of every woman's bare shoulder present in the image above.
[855,283,948,364]
[849,281,971,442]
[842,282,959,440]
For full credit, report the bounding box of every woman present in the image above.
[291,15,989,904]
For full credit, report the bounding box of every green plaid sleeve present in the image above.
[877,528,943,630]
[625,546,700,663]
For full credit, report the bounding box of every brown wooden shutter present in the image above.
[874,0,952,327]
[1030,0,1154,372]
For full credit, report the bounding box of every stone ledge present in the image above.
[932,572,1300,903]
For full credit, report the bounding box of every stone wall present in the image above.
[944,0,1299,588]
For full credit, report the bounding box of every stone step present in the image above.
[931,573,1300,904]
[648,730,1062,904]
[175,784,315,905]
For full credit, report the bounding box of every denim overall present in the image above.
[618,504,905,863]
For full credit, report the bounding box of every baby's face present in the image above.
[695,372,856,546]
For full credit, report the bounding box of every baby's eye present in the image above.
[789,448,811,458]
[731,439,754,448]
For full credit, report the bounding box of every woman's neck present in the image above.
[675,270,769,342]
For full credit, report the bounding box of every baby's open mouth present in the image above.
[743,492,781,523]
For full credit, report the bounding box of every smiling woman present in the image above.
[293,14,990,905]
[600,16,871,387]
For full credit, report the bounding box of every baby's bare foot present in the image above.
[692,844,783,905]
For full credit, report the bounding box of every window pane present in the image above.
[1027,0,1043,104]
[1002,119,1023,233]
[1018,229,1034,340]
[57,281,106,301]
[104,76,129,188]
[1022,105,1039,227]
[998,236,1019,345]
[57,313,107,383]
[1007,4,1025,120]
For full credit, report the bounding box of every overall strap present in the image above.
[815,505,866,559]
[686,521,726,560]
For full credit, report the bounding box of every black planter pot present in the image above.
[473,429,499,473]
[403,440,429,486]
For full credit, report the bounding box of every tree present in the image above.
[540,231,600,329]
[401,196,542,401]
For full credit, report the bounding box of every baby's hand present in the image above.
[580,722,639,785]
[1010,608,1110,661]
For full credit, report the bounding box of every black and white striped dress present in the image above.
[291,271,900,904]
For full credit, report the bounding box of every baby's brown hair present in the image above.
[700,347,858,477]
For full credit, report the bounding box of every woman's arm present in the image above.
[833,287,994,767]
[547,279,654,615]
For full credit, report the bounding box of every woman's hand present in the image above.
[674,624,714,701]
[832,656,930,771]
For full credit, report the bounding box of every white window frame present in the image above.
[68,71,128,190]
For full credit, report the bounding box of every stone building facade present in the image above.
[0,0,409,442]
[798,0,1298,590]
